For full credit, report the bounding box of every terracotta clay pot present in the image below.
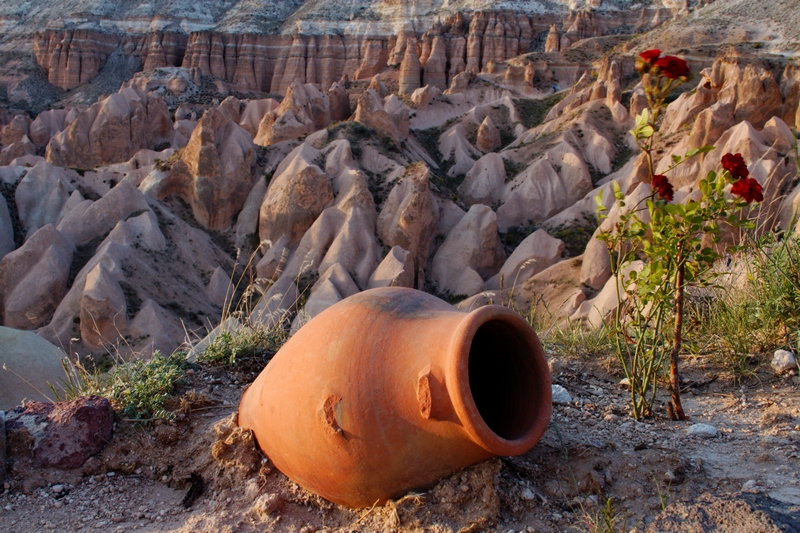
[238,287,551,508]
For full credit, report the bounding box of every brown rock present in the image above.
[448,36,467,79]
[423,36,448,91]
[368,74,388,98]
[476,115,501,153]
[445,71,474,95]
[352,90,401,143]
[399,41,422,95]
[238,98,280,137]
[545,25,560,53]
[171,107,256,230]
[33,30,120,89]
[5,396,113,469]
[377,163,438,288]
[254,80,331,146]
[524,64,535,86]
[355,39,389,81]
[1,114,31,146]
[327,82,351,122]
[411,85,441,109]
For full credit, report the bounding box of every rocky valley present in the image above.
[1,0,799,531]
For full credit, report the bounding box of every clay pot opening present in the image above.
[448,306,551,456]
[468,319,543,441]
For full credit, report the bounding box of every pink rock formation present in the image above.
[0,136,37,166]
[476,115,501,152]
[368,246,414,289]
[399,41,422,95]
[486,229,565,290]
[1,115,31,146]
[29,108,77,149]
[258,143,334,248]
[164,107,256,230]
[327,82,351,122]
[423,36,448,91]
[545,25,561,53]
[352,90,404,143]
[29,7,694,96]
[431,204,505,297]
[33,30,121,89]
[254,81,331,146]
[0,224,73,329]
[46,88,173,169]
[377,163,438,288]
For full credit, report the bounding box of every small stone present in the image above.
[687,423,717,438]
[520,488,535,501]
[459,484,470,493]
[619,378,631,388]
[551,385,572,405]
[771,350,798,374]
[253,493,283,518]
[51,484,64,493]
[742,480,759,491]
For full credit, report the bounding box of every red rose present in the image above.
[731,177,763,204]
[639,49,661,65]
[720,153,749,180]
[654,55,690,80]
[636,49,661,73]
[652,174,674,202]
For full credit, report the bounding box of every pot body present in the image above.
[238,287,551,508]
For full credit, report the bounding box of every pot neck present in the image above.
[444,305,552,456]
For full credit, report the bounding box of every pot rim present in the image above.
[445,305,552,456]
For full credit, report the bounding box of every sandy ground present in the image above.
[1,355,798,533]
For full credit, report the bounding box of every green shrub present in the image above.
[54,351,188,422]
[198,325,288,367]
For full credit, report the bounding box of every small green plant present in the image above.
[53,351,188,422]
[198,325,288,367]
[579,498,626,533]
[598,50,763,420]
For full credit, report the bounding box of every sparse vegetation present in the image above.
[514,93,566,130]
[687,232,800,377]
[198,324,288,367]
[54,351,189,423]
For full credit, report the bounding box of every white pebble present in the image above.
[520,488,535,501]
[687,423,717,438]
[551,385,572,405]
[771,350,798,374]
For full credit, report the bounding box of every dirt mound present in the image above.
[649,492,800,532]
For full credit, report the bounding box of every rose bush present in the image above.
[598,51,763,420]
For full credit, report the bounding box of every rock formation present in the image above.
[46,88,173,169]
[151,106,256,230]
[0,224,73,330]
